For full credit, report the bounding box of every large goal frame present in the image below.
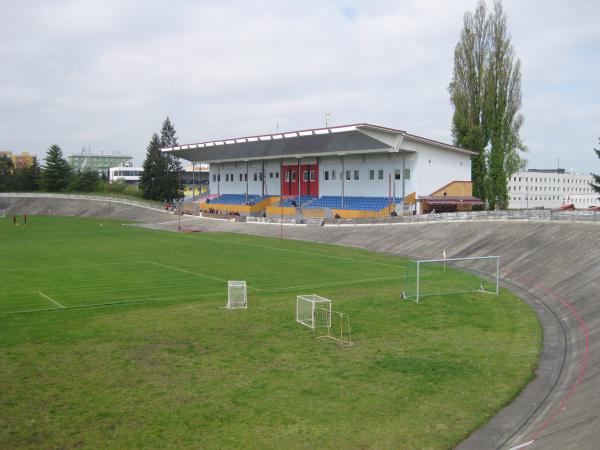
[402,256,500,303]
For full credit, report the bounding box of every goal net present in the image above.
[402,256,499,303]
[225,281,247,309]
[296,294,331,328]
[296,294,353,346]
[0,210,6,218]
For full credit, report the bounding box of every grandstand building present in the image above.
[507,168,600,209]
[163,123,483,217]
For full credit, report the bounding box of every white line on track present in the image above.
[38,291,65,309]
[507,440,534,450]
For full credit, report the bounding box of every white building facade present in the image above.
[508,169,600,209]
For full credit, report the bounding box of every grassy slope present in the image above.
[0,216,541,449]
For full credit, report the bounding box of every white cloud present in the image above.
[0,0,598,170]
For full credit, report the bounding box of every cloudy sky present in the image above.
[1,0,599,171]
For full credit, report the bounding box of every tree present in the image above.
[591,138,600,195]
[0,155,14,191]
[140,133,167,201]
[160,117,183,201]
[69,170,99,192]
[449,0,526,209]
[42,145,71,192]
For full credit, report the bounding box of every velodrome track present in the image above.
[2,194,599,450]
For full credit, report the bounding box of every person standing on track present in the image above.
[13,215,18,226]
[23,214,27,225]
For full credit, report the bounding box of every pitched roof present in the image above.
[162,123,475,162]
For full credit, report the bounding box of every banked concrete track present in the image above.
[2,194,599,450]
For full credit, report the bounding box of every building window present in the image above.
[213,174,216,182]
[404,168,411,180]
[395,169,401,180]
[269,172,273,179]
[230,173,234,182]
[254,173,258,181]
[292,171,296,182]
[239,174,243,182]
[285,171,289,182]
[310,170,315,181]
[259,172,263,181]
[244,173,248,181]
[217,174,220,182]
[275,172,279,179]
[332,170,336,181]
[225,174,229,182]
[345,170,351,181]
[369,169,375,181]
[378,169,384,180]
[354,170,359,180]
[324,170,329,181]
[303,171,309,182]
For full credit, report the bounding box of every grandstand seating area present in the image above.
[304,196,402,211]
[210,194,266,205]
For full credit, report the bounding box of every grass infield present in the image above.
[0,216,541,449]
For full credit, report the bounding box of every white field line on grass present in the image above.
[146,261,261,291]
[38,291,65,309]
[0,260,144,272]
[507,441,535,450]
[152,217,204,226]
[259,275,400,293]
[161,231,406,270]
[5,291,225,315]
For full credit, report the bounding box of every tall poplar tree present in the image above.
[591,139,600,195]
[449,0,526,209]
[42,144,71,192]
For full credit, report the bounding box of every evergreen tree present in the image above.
[591,138,600,195]
[0,155,14,191]
[140,133,167,200]
[160,117,183,201]
[42,145,71,192]
[449,0,526,209]
[28,157,42,191]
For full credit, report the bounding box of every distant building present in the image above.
[109,167,144,185]
[68,150,132,177]
[507,169,600,209]
[0,151,34,169]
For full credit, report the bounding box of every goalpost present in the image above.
[296,294,353,346]
[402,256,499,303]
[225,281,247,309]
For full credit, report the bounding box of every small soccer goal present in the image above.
[225,281,247,309]
[402,256,499,303]
[296,294,331,328]
[0,210,6,218]
[296,294,353,346]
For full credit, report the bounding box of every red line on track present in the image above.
[502,270,590,445]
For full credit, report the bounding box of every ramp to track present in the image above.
[1,193,598,449]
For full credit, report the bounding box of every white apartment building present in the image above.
[508,169,599,209]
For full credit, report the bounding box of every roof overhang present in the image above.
[162,123,476,163]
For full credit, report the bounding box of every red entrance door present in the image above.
[281,163,319,197]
